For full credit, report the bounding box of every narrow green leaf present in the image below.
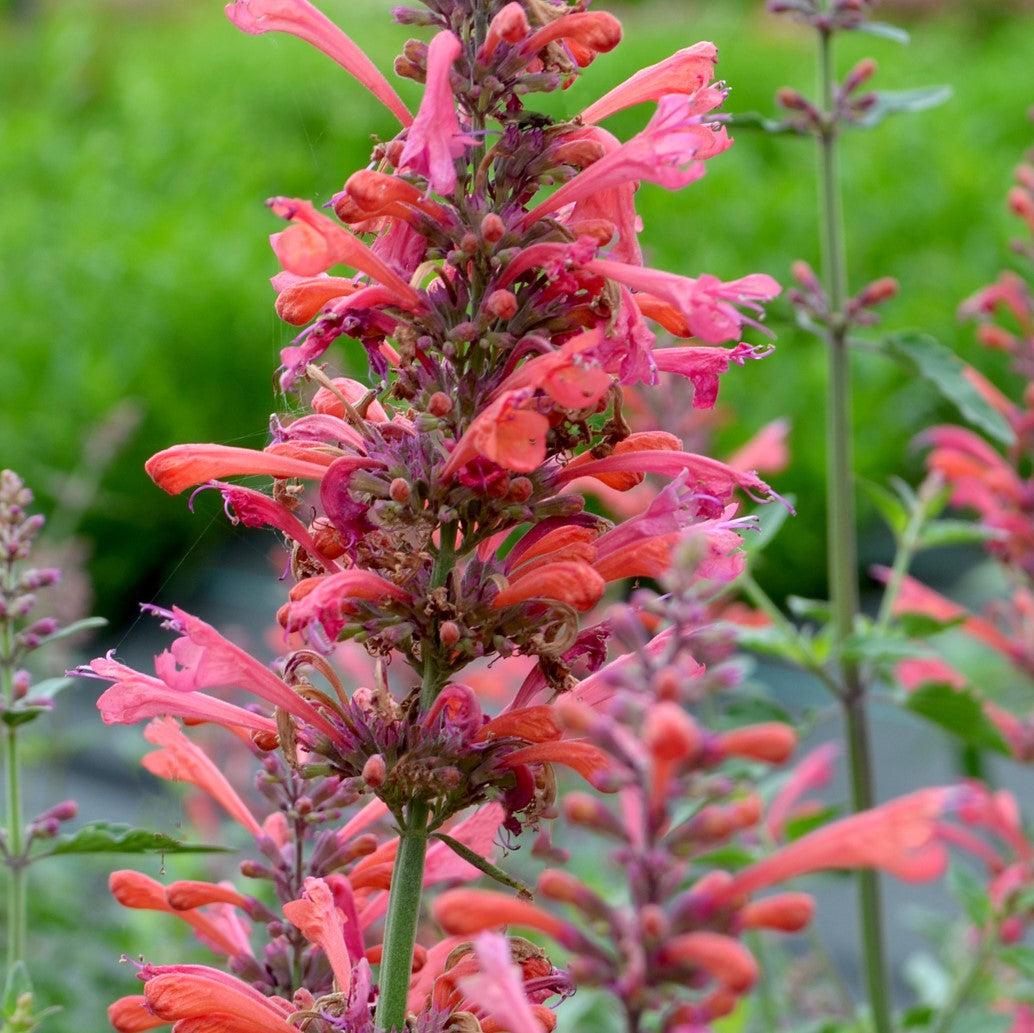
[855,86,953,129]
[906,683,1010,754]
[948,863,991,925]
[896,612,964,638]
[2,962,31,1018]
[840,631,917,664]
[786,596,832,623]
[918,519,1001,550]
[783,805,841,841]
[37,616,108,647]
[24,677,74,699]
[857,21,911,45]
[879,332,1015,446]
[999,945,1034,982]
[725,111,796,134]
[859,478,909,536]
[0,707,48,728]
[42,822,231,857]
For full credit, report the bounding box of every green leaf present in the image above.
[2,963,31,1019]
[733,624,810,665]
[896,611,964,638]
[879,332,1015,446]
[840,630,917,664]
[24,677,73,699]
[723,695,794,726]
[905,683,1010,754]
[693,846,756,871]
[786,596,832,623]
[901,1005,936,1029]
[36,616,108,646]
[918,520,1001,550]
[0,706,49,729]
[42,822,231,857]
[1000,945,1034,981]
[783,805,841,842]
[855,86,953,129]
[724,111,796,134]
[859,478,909,536]
[857,20,911,45]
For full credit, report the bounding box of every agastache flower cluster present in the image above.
[73,0,816,1028]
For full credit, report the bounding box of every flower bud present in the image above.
[485,289,519,320]
[645,702,701,764]
[739,892,815,932]
[842,57,877,96]
[362,754,387,789]
[715,722,797,764]
[12,670,30,700]
[439,620,461,646]
[856,276,898,308]
[428,391,454,416]
[389,477,412,504]
[481,213,506,243]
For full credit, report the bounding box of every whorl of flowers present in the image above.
[95,0,785,837]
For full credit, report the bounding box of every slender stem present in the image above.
[928,935,993,1033]
[814,24,892,1033]
[374,798,430,1031]
[874,498,926,632]
[376,529,457,1029]
[2,617,26,969]
[747,932,782,1032]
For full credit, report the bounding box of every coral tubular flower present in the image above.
[520,11,622,67]
[580,42,719,124]
[721,787,958,900]
[399,31,473,196]
[267,198,424,309]
[142,718,264,838]
[146,444,331,495]
[491,560,606,612]
[224,0,412,126]
[502,740,614,788]
[283,876,353,991]
[434,889,577,947]
[660,932,759,992]
[108,995,165,1033]
[142,965,296,1032]
[441,391,550,477]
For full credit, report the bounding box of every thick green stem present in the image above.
[374,799,430,1031]
[2,619,25,969]
[815,25,892,1033]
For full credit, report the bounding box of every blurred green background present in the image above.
[2,0,1034,1028]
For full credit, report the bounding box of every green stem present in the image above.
[928,935,993,1033]
[373,798,430,1031]
[874,498,926,633]
[2,618,25,969]
[815,24,893,1033]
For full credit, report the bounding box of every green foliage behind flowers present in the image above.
[0,0,1031,609]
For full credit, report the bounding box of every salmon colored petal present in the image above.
[146,445,330,495]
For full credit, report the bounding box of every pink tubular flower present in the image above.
[456,933,548,1033]
[652,343,773,409]
[283,876,353,991]
[720,787,958,901]
[523,92,730,227]
[589,259,781,344]
[764,742,838,840]
[283,569,411,637]
[267,198,423,309]
[555,447,783,507]
[142,717,263,839]
[224,0,412,126]
[492,560,606,613]
[726,419,791,476]
[82,653,278,735]
[146,444,331,495]
[201,481,340,572]
[581,42,719,124]
[480,2,529,61]
[398,31,473,196]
